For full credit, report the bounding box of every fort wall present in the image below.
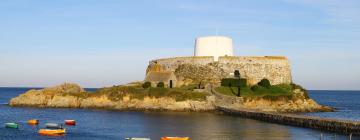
[218,56,292,85]
[147,56,292,85]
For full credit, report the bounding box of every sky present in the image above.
[0,0,359,90]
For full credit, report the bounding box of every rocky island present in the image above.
[9,36,333,113]
[9,82,332,113]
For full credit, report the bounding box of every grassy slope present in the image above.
[79,84,208,102]
[64,83,306,102]
[215,84,294,97]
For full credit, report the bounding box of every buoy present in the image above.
[27,119,39,125]
[5,123,19,129]
[38,128,66,136]
[45,123,63,129]
[161,137,190,140]
[64,120,76,125]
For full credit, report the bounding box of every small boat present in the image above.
[161,137,190,140]
[5,123,19,129]
[38,128,66,136]
[27,119,39,125]
[125,138,151,140]
[45,123,63,129]
[64,120,76,125]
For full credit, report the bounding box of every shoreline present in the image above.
[7,103,215,112]
[11,83,358,134]
[7,102,360,135]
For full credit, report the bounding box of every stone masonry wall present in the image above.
[218,56,292,85]
[149,56,214,72]
[147,56,292,86]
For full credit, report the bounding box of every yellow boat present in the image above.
[27,119,39,125]
[38,128,66,136]
[161,137,190,140]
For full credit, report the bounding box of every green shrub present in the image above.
[221,78,247,87]
[157,82,164,88]
[268,84,292,94]
[97,86,145,101]
[167,90,207,101]
[258,79,271,88]
[148,87,168,97]
[142,82,151,89]
[87,85,208,101]
[168,90,187,101]
[250,85,261,92]
[250,85,269,93]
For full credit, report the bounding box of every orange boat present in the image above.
[161,137,190,140]
[27,119,39,125]
[38,129,66,136]
[64,120,76,125]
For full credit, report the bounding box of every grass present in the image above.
[62,83,302,101]
[83,84,208,102]
[215,84,293,98]
[167,87,208,101]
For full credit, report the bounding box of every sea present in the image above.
[0,87,359,140]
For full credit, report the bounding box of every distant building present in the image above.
[194,36,234,61]
[145,71,177,88]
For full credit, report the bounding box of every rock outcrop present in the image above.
[214,89,334,113]
[9,83,215,111]
[240,96,333,113]
[9,83,85,107]
[10,83,333,113]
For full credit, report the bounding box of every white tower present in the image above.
[194,36,233,61]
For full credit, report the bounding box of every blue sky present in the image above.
[0,0,359,90]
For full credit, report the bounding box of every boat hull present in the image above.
[38,129,66,136]
[45,123,63,129]
[64,120,76,125]
[27,119,39,125]
[5,123,19,129]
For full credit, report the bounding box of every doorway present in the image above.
[169,80,173,88]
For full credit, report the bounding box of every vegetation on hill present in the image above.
[85,83,208,102]
[220,78,247,87]
[215,78,309,99]
[215,84,293,97]
[10,82,332,112]
[9,83,214,111]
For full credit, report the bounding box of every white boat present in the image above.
[45,123,63,129]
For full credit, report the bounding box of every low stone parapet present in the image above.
[217,106,360,135]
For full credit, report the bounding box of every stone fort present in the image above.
[145,36,292,88]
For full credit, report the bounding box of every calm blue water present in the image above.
[0,88,358,140]
[306,90,360,121]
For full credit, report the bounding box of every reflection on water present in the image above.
[125,112,320,140]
